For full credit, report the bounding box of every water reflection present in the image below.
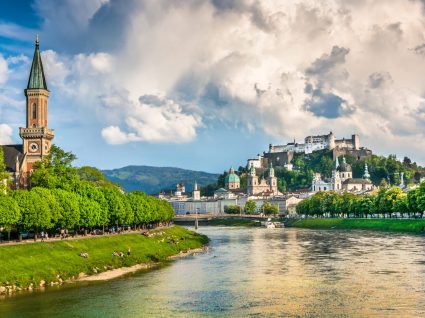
[0,227,425,317]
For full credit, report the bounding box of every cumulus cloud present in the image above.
[101,94,202,144]
[0,124,13,144]
[6,0,425,162]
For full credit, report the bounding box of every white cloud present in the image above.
[0,54,9,85]
[101,94,202,144]
[0,124,13,144]
[15,0,425,162]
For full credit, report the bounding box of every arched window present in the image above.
[32,103,37,119]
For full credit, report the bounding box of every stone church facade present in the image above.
[2,36,54,188]
[312,157,373,193]
[247,163,279,196]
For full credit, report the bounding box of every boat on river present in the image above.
[265,220,275,228]
[263,218,284,229]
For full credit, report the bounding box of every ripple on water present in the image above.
[1,227,425,318]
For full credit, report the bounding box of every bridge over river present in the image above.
[173,214,270,227]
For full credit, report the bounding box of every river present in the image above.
[1,226,425,317]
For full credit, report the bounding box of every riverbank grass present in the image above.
[290,218,425,233]
[0,226,208,289]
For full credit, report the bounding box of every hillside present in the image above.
[211,150,425,193]
[102,165,219,194]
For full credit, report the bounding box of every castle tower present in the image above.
[193,181,201,200]
[328,131,336,150]
[352,134,360,150]
[19,35,55,184]
[267,163,278,194]
[247,163,258,196]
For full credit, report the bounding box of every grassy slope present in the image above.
[0,226,208,287]
[290,218,425,233]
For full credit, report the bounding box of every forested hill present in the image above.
[102,165,220,194]
[206,150,425,194]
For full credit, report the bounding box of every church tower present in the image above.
[247,163,258,196]
[19,35,55,177]
[267,163,278,193]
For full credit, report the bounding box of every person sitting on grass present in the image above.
[79,252,88,258]
[112,251,119,257]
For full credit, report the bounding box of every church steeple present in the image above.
[20,34,54,180]
[27,34,48,90]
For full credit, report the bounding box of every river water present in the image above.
[1,227,425,317]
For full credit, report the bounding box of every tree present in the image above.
[383,187,405,215]
[52,188,80,229]
[78,195,102,229]
[244,200,256,214]
[127,191,151,226]
[0,147,8,193]
[224,205,241,214]
[407,188,421,217]
[101,188,129,225]
[12,190,53,232]
[0,194,20,240]
[262,202,279,216]
[31,187,62,225]
[73,181,108,226]
[31,145,79,190]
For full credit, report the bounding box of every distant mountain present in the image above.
[102,165,220,194]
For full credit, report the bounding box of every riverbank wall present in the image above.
[287,218,425,234]
[0,226,208,295]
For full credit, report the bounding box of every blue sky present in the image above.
[1,0,425,172]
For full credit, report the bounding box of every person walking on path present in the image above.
[41,231,45,242]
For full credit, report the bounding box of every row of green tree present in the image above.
[224,200,279,216]
[0,146,174,235]
[296,183,425,218]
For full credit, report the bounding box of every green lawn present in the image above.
[290,218,425,233]
[0,226,208,288]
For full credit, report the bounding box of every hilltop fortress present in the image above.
[248,131,372,169]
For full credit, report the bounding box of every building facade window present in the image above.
[32,103,37,119]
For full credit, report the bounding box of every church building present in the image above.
[312,157,373,193]
[247,163,280,196]
[2,36,54,188]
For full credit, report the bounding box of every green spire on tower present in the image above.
[334,156,340,169]
[27,34,48,90]
[363,162,371,179]
[269,162,275,177]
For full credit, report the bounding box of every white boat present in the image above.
[265,218,276,229]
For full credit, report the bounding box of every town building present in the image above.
[1,36,54,188]
[312,158,373,193]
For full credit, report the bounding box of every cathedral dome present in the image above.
[225,167,240,184]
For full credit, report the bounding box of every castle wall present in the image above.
[263,151,293,167]
[333,148,372,160]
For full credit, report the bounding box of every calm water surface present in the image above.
[1,227,425,317]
